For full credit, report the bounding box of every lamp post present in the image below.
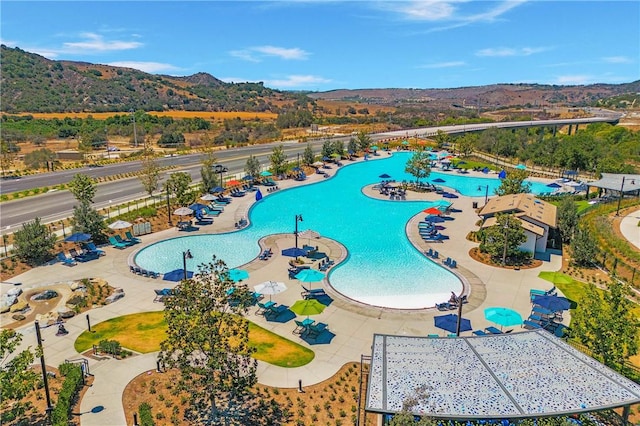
[166,186,172,226]
[182,249,193,280]
[478,184,489,205]
[294,214,303,249]
[130,109,138,148]
[213,164,228,188]
[615,176,626,216]
[34,321,54,418]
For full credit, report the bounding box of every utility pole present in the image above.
[131,109,138,148]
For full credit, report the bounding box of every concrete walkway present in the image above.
[1,154,563,426]
[620,208,640,250]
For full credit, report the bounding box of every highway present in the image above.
[0,115,620,233]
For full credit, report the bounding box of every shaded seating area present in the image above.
[56,252,77,266]
[194,209,213,225]
[69,248,100,262]
[300,285,327,300]
[153,288,174,303]
[109,236,129,249]
[130,265,160,278]
[83,242,106,256]
[256,301,294,322]
[258,248,273,260]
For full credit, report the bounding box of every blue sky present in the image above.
[1,1,638,91]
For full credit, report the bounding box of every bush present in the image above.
[51,363,83,425]
[139,402,155,426]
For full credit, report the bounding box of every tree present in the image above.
[139,153,160,198]
[71,202,108,244]
[347,137,358,156]
[165,171,193,207]
[404,151,431,184]
[455,133,477,157]
[200,153,219,194]
[494,169,531,196]
[320,139,333,159]
[479,213,527,264]
[244,155,260,180]
[157,131,186,147]
[434,130,450,149]
[269,144,287,176]
[158,257,262,424]
[68,173,97,204]
[0,329,40,423]
[0,141,18,176]
[356,131,371,152]
[570,225,599,266]
[12,218,57,265]
[23,148,56,170]
[332,140,345,158]
[556,197,579,244]
[302,143,314,166]
[570,280,639,372]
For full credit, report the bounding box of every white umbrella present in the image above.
[254,281,287,301]
[200,193,217,201]
[312,161,324,167]
[299,229,320,240]
[108,220,132,230]
[174,207,194,216]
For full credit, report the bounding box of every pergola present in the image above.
[588,173,640,194]
[365,331,640,421]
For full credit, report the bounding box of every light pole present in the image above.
[294,214,303,249]
[34,320,54,418]
[213,164,228,188]
[477,184,489,205]
[166,186,172,226]
[130,109,138,148]
[502,216,510,266]
[182,249,193,280]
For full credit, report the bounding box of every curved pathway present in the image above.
[1,154,563,426]
[620,208,640,250]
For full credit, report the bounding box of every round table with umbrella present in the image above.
[484,307,523,330]
[294,269,325,284]
[254,281,287,301]
[290,299,326,319]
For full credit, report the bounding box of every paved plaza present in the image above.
[2,154,575,425]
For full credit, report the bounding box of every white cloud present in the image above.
[107,61,180,74]
[230,50,260,62]
[419,61,465,69]
[263,74,331,88]
[555,75,592,85]
[381,0,527,25]
[253,45,309,60]
[602,56,633,64]
[63,32,142,53]
[476,46,547,57]
[392,1,460,21]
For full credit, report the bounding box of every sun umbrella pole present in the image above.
[456,291,463,336]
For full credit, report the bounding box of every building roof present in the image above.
[478,193,557,228]
[480,215,545,236]
[588,173,640,193]
[366,331,640,420]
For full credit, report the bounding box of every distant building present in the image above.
[478,193,557,254]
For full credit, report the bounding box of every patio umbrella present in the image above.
[425,215,445,223]
[65,232,92,242]
[290,299,326,318]
[173,207,194,216]
[295,269,325,283]
[210,186,225,194]
[484,307,523,329]
[379,173,392,179]
[299,229,320,240]
[442,192,459,199]
[432,178,446,183]
[242,175,254,181]
[538,271,573,285]
[188,203,208,212]
[226,269,249,282]
[434,314,472,334]
[282,247,309,257]
[423,207,443,216]
[226,179,241,187]
[107,220,132,230]
[546,182,562,189]
[498,170,507,179]
[312,161,324,167]
[260,171,272,177]
[516,163,527,170]
[254,281,287,301]
[255,189,263,201]
[200,193,218,201]
[532,295,571,312]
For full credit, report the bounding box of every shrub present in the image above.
[138,402,155,426]
[51,363,83,425]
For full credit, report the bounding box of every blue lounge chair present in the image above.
[114,235,134,247]
[301,285,327,299]
[485,326,503,334]
[57,252,77,266]
[450,260,457,268]
[305,322,328,338]
[472,330,488,336]
[425,248,433,257]
[443,257,452,267]
[125,231,141,244]
[85,242,105,256]
[109,236,128,249]
[427,334,439,338]
[523,320,542,329]
[293,319,310,335]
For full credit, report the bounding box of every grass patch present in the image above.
[74,311,314,367]
[555,278,640,318]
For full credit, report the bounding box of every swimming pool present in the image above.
[135,153,549,309]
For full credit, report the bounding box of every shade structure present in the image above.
[255,189,263,201]
[442,192,459,199]
[210,186,225,194]
[299,229,320,240]
[188,203,208,212]
[432,178,446,183]
[295,268,325,283]
[200,193,218,201]
[226,179,241,187]
[434,314,472,334]
[425,215,445,223]
[498,170,507,179]
[538,271,573,285]
[242,175,254,181]
[290,299,326,317]
[423,207,443,216]
[484,307,523,328]
[226,269,249,282]
[516,163,527,170]
[173,207,194,216]
[65,232,92,242]
[254,281,287,300]
[546,182,562,189]
[107,220,132,230]
[379,173,392,179]
[281,247,308,258]
[370,145,379,151]
[532,295,571,312]
[260,170,272,177]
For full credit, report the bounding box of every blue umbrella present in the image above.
[188,203,208,212]
[498,170,507,179]
[484,307,523,328]
[242,175,254,181]
[432,178,446,183]
[547,182,562,188]
[65,233,92,243]
[379,173,392,179]
[532,295,571,312]
[295,269,325,283]
[255,189,263,201]
[281,247,308,257]
[226,269,249,282]
[163,269,193,282]
[210,186,225,194]
[434,314,472,334]
[516,163,527,170]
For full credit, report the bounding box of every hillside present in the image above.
[0,45,298,113]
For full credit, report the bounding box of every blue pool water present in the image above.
[135,153,549,309]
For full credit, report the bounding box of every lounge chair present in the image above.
[57,252,77,266]
[125,231,142,244]
[293,319,309,335]
[264,304,289,319]
[450,260,457,268]
[522,320,542,329]
[305,322,328,338]
[301,285,327,299]
[472,330,488,336]
[109,236,128,249]
[69,248,98,262]
[485,326,503,334]
[154,288,173,303]
[427,334,439,338]
[443,257,452,267]
[425,248,433,257]
[114,235,134,247]
[85,242,105,256]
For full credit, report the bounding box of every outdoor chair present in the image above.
[293,320,309,335]
[301,285,327,299]
[305,322,328,338]
[125,231,141,244]
[114,235,134,246]
[85,242,105,256]
[109,236,128,249]
[264,304,289,319]
[472,330,488,336]
[485,326,503,335]
[57,252,77,266]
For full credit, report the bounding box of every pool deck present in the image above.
[2,154,567,426]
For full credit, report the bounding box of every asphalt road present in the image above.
[0,116,619,233]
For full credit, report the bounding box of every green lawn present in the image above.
[75,311,315,367]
